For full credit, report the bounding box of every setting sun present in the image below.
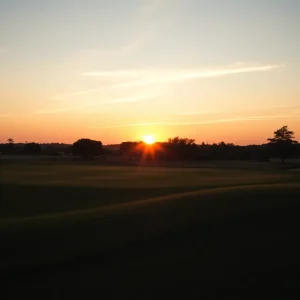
[143,135,156,145]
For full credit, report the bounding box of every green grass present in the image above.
[1,163,298,218]
[1,161,300,298]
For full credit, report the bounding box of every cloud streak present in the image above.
[99,113,293,129]
[172,111,212,115]
[82,63,283,80]
[103,93,160,103]
[88,121,168,129]
[53,63,283,100]
[35,108,73,114]
[52,88,103,100]
[40,93,161,114]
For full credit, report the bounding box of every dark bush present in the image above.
[72,139,103,158]
[24,143,41,155]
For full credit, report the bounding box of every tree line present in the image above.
[1,126,299,163]
[1,140,42,155]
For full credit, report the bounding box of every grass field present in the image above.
[1,160,300,299]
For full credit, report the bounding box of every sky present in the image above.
[0,0,299,145]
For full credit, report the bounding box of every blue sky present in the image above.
[0,0,299,144]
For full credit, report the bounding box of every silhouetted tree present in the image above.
[115,138,279,162]
[24,142,41,154]
[3,138,15,154]
[166,137,197,159]
[167,137,195,146]
[72,138,103,158]
[268,125,297,163]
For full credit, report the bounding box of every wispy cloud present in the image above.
[103,93,160,103]
[55,63,283,100]
[269,104,300,110]
[172,111,212,115]
[120,0,165,53]
[268,104,300,116]
[83,63,283,88]
[99,114,292,129]
[89,121,168,129]
[83,63,283,81]
[82,70,140,77]
[40,93,160,114]
[120,37,146,55]
[198,115,291,124]
[81,0,164,60]
[52,88,103,100]
[35,108,72,114]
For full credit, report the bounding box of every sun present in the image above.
[143,135,156,145]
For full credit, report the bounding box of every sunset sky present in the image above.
[1,0,299,145]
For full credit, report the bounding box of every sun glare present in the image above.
[143,135,156,145]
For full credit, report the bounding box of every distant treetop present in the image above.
[72,138,103,158]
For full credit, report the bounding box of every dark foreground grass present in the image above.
[1,162,298,218]
[1,162,300,299]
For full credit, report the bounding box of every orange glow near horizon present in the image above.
[0,116,300,145]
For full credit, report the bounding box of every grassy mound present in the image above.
[1,183,299,271]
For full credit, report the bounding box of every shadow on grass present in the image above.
[1,197,300,299]
[1,184,205,218]
[3,181,289,219]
